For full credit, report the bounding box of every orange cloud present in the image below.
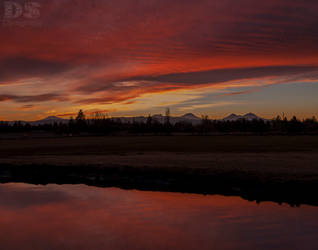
[0,0,318,119]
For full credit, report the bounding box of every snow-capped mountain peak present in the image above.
[31,116,68,125]
[181,113,200,120]
[243,113,261,121]
[223,113,242,121]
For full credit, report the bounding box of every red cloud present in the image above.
[0,0,318,117]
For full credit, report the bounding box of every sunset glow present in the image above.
[1,0,318,120]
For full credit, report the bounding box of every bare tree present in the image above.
[165,108,171,126]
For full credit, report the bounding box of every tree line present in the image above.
[0,110,317,135]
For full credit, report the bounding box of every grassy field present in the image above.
[1,135,318,157]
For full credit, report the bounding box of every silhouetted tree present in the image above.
[164,108,172,135]
[200,115,213,134]
[75,110,86,132]
[1,111,318,135]
[165,108,170,125]
[76,110,85,121]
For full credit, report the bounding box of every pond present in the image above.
[0,183,317,250]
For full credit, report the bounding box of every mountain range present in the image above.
[222,113,265,122]
[5,113,266,125]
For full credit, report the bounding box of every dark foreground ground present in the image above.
[1,135,318,206]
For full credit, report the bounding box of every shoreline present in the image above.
[1,152,318,207]
[1,136,318,206]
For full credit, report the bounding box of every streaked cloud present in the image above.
[0,0,318,119]
[0,93,67,103]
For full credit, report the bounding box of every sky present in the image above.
[0,0,318,120]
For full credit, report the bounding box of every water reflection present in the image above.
[0,183,317,250]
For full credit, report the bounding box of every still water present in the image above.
[0,183,317,250]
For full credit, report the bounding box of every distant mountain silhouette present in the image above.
[31,116,68,125]
[7,116,68,125]
[6,113,266,125]
[223,113,243,121]
[117,113,201,125]
[243,113,263,121]
[223,113,266,121]
[181,113,201,120]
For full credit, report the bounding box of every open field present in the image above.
[1,135,318,206]
[1,135,318,156]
